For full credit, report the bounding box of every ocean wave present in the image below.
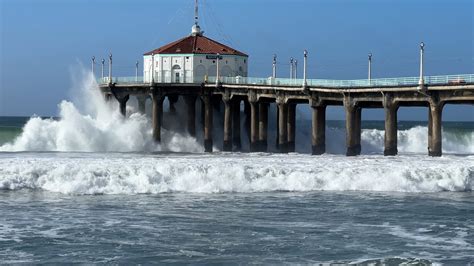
[0,154,472,194]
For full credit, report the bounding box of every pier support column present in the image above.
[117,95,129,117]
[249,91,259,152]
[223,94,232,152]
[277,96,288,153]
[344,96,359,156]
[184,95,197,137]
[202,95,213,152]
[428,99,443,157]
[354,107,362,155]
[310,98,326,155]
[168,95,179,114]
[383,95,398,156]
[258,103,268,152]
[244,101,251,147]
[151,91,164,143]
[287,104,296,152]
[232,99,242,151]
[137,95,147,114]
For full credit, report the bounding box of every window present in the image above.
[200,60,202,63]
[175,60,178,63]
[213,60,216,64]
[239,66,243,71]
[225,60,228,64]
[244,59,246,63]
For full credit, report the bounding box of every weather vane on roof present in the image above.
[191,0,203,36]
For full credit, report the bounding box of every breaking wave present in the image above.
[0,153,472,194]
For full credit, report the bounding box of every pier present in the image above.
[98,73,474,156]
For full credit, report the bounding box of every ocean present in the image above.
[0,75,473,264]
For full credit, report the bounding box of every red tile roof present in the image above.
[144,35,248,57]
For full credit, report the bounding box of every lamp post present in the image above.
[272,54,277,78]
[216,53,220,85]
[419,42,425,88]
[101,59,105,79]
[151,53,155,84]
[303,50,308,87]
[368,53,372,83]
[135,61,139,82]
[91,56,95,75]
[290,57,294,79]
[108,53,112,84]
[294,59,298,79]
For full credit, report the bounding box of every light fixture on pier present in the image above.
[91,56,95,75]
[108,53,112,84]
[151,53,155,84]
[290,57,294,79]
[216,53,220,85]
[272,54,277,78]
[294,59,298,79]
[368,53,372,83]
[419,42,425,89]
[101,59,105,79]
[303,50,308,87]
[135,61,139,82]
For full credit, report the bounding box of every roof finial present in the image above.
[191,0,202,36]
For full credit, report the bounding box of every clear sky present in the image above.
[0,0,473,120]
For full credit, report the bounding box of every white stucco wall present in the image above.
[143,54,248,83]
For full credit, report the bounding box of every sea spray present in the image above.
[0,71,203,152]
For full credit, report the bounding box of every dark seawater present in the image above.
[0,116,473,264]
[1,190,473,264]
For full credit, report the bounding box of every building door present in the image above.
[172,65,181,83]
[175,72,180,83]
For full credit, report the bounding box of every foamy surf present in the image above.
[0,153,472,194]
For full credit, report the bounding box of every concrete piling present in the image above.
[232,99,242,151]
[311,105,326,155]
[428,100,443,157]
[258,103,268,152]
[152,93,163,143]
[383,95,398,156]
[223,97,232,151]
[277,97,288,153]
[287,104,296,152]
[184,95,197,137]
[202,95,213,152]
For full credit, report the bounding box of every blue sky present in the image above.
[0,0,473,120]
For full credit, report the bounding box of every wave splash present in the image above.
[0,72,202,153]
[0,154,472,194]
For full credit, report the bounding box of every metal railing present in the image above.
[97,74,474,88]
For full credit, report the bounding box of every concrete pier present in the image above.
[117,95,129,117]
[223,95,232,151]
[184,95,197,137]
[168,95,179,114]
[152,93,163,142]
[249,93,259,152]
[428,99,443,157]
[311,104,326,155]
[232,99,242,151]
[202,95,213,152]
[287,104,296,152]
[258,103,268,152]
[344,96,359,156]
[277,97,288,153]
[383,95,398,156]
[99,72,473,157]
[354,107,362,155]
[137,95,147,114]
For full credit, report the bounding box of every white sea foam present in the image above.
[0,153,472,194]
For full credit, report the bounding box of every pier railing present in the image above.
[98,74,474,88]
